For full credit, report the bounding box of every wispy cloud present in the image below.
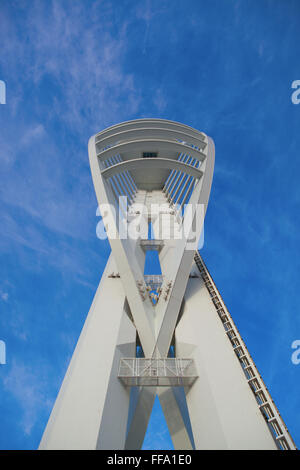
[2,360,52,436]
[1,292,8,302]
[0,0,141,133]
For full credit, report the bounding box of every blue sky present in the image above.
[0,0,300,450]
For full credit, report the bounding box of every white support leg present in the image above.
[175,275,277,450]
[158,387,195,450]
[125,386,156,449]
[39,255,136,450]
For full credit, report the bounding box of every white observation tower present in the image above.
[39,119,296,450]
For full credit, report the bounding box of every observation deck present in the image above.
[118,358,198,387]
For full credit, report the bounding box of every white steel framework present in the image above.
[39,119,296,450]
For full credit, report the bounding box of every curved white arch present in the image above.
[96,127,207,152]
[95,118,206,142]
[97,138,206,163]
[101,157,203,180]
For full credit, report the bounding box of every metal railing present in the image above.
[118,357,198,387]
